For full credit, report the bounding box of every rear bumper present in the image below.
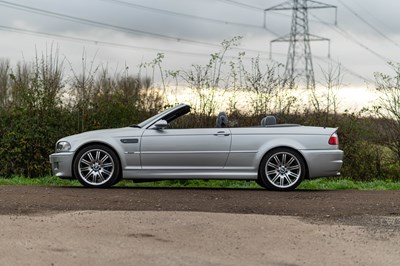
[49,152,74,179]
[301,150,344,179]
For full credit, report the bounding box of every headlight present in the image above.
[56,141,71,152]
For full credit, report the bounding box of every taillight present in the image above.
[329,133,339,145]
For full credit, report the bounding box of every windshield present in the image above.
[136,104,187,128]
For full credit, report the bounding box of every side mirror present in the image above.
[154,120,168,130]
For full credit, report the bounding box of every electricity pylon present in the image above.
[265,0,337,89]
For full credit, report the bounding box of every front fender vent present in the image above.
[120,139,139,144]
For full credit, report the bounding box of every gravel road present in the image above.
[1,186,400,265]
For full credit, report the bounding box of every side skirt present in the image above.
[122,170,258,180]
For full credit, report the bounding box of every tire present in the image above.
[257,148,305,191]
[255,179,265,188]
[73,144,121,188]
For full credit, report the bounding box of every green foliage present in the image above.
[0,50,164,178]
[1,45,400,184]
[0,108,73,177]
[334,110,383,181]
[0,48,77,178]
[0,176,80,186]
[2,176,400,190]
[299,178,400,190]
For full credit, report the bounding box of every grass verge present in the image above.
[0,176,400,190]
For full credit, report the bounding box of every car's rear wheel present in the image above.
[73,145,120,188]
[257,148,305,191]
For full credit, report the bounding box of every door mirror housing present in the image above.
[154,120,168,130]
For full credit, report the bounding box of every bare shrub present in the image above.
[0,59,10,108]
[307,63,342,126]
[0,46,69,177]
[181,37,242,116]
[374,62,400,161]
[238,57,297,118]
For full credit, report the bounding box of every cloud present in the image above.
[0,0,398,86]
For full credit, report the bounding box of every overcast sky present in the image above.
[0,0,399,88]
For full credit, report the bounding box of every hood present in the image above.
[58,127,143,151]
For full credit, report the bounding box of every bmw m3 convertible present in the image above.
[49,103,343,191]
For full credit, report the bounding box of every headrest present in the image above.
[261,116,277,126]
[216,112,228,128]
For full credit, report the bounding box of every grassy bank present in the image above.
[0,176,400,190]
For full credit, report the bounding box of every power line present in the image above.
[98,0,263,29]
[335,25,391,62]
[212,0,263,11]
[0,24,196,55]
[215,0,370,84]
[0,0,375,84]
[213,0,395,62]
[0,0,277,55]
[337,0,400,49]
[210,0,375,84]
[0,24,369,83]
[98,0,279,37]
[314,55,374,83]
[347,0,392,31]
[309,12,391,62]
[0,24,287,60]
[0,0,221,49]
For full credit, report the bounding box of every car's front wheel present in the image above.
[73,145,120,188]
[257,148,305,191]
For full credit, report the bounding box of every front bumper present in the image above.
[49,152,74,179]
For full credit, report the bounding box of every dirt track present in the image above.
[1,186,400,265]
[2,186,400,219]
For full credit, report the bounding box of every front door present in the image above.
[140,128,231,169]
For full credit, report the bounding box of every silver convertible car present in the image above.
[49,103,343,191]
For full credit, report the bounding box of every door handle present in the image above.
[214,131,230,136]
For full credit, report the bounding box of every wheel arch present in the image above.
[71,141,123,179]
[257,146,310,180]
